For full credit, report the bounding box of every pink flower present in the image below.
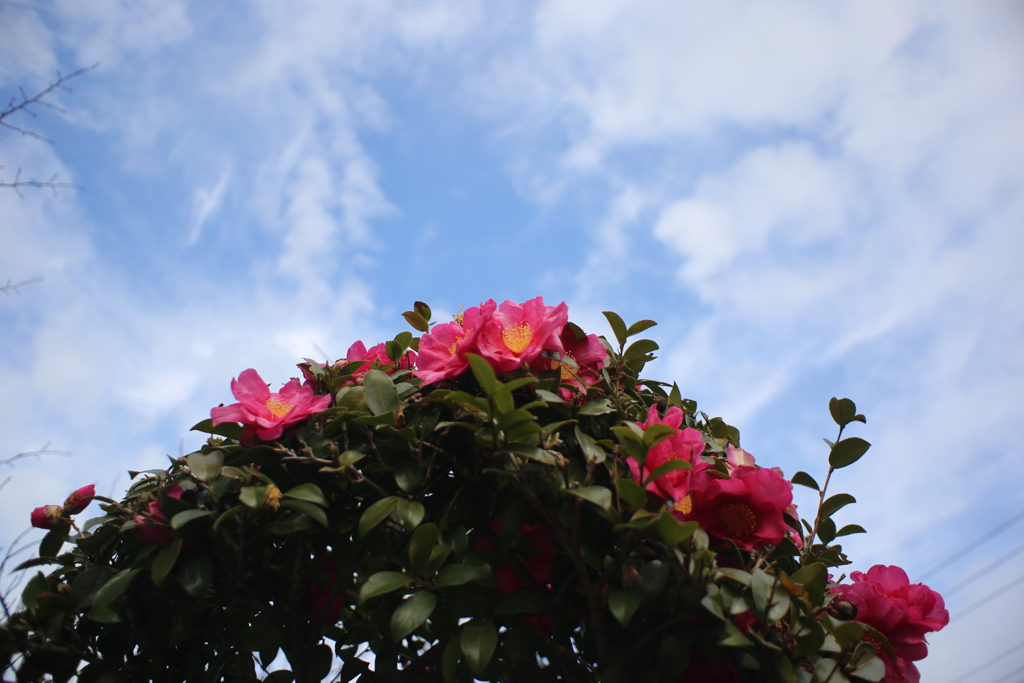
[211,368,332,442]
[626,405,708,506]
[725,444,756,471]
[63,484,95,515]
[414,301,495,385]
[31,504,63,530]
[684,465,793,550]
[550,326,607,399]
[132,485,184,544]
[476,297,568,373]
[830,565,948,683]
[340,340,415,378]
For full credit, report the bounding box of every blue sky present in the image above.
[2,1,1023,679]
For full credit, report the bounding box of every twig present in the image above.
[0,277,43,296]
[0,441,71,467]
[0,63,99,140]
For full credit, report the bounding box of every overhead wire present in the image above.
[942,638,1024,682]
[950,572,1024,622]
[940,540,1024,598]
[917,509,1024,582]
[990,661,1024,683]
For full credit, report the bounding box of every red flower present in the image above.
[211,368,332,442]
[476,297,568,373]
[30,504,63,530]
[63,484,95,515]
[684,466,792,550]
[414,301,495,385]
[308,556,347,626]
[132,485,184,544]
[341,340,416,377]
[626,405,708,506]
[830,565,948,683]
[475,521,555,594]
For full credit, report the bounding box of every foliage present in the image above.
[1,298,947,682]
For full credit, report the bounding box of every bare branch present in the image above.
[0,442,71,468]
[0,169,85,198]
[0,62,99,141]
[0,277,44,296]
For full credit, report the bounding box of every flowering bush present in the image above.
[1,298,946,683]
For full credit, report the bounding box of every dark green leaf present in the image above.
[392,591,437,641]
[608,589,643,626]
[284,483,327,506]
[657,512,699,546]
[466,354,498,396]
[178,556,212,597]
[460,619,498,677]
[151,539,182,587]
[363,369,400,417]
[190,418,243,440]
[828,397,857,427]
[395,499,426,529]
[614,478,647,510]
[566,486,612,510]
[403,310,430,332]
[836,524,867,537]
[574,426,606,464]
[578,398,615,415]
[434,564,485,588]
[499,444,557,466]
[829,437,871,468]
[626,319,658,337]
[643,459,691,486]
[186,450,223,483]
[39,526,68,558]
[408,523,439,571]
[239,485,269,509]
[414,301,432,322]
[603,311,629,347]
[359,496,400,538]
[360,571,410,602]
[623,339,659,361]
[170,509,213,530]
[791,471,820,491]
[821,493,856,519]
[280,499,328,526]
[91,568,141,611]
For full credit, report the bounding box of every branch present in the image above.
[0,63,99,141]
[0,277,43,296]
[0,441,71,468]
[0,169,85,198]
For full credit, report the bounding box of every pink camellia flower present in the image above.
[550,326,608,399]
[830,565,948,683]
[414,301,495,385]
[683,465,793,550]
[63,484,96,515]
[30,504,64,530]
[476,297,569,373]
[211,368,332,442]
[725,444,756,471]
[340,340,416,377]
[626,405,708,508]
[132,485,184,544]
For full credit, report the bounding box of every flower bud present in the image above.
[621,566,642,591]
[63,485,96,515]
[31,504,63,529]
[827,599,859,621]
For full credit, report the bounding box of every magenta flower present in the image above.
[63,484,96,515]
[684,465,793,550]
[414,300,495,385]
[551,326,608,399]
[626,405,708,506]
[30,504,63,530]
[830,565,948,683]
[132,485,184,544]
[476,297,568,373]
[211,368,332,442]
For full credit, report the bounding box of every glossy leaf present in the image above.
[91,568,141,611]
[821,493,856,519]
[360,571,410,602]
[626,319,658,337]
[359,496,400,538]
[615,477,647,510]
[283,483,327,506]
[608,589,643,626]
[461,619,498,677]
[363,369,400,417]
[391,592,437,641]
[170,509,214,530]
[566,486,612,510]
[280,499,328,526]
[150,539,182,587]
[829,397,858,427]
[603,311,629,347]
[791,471,820,491]
[829,437,871,468]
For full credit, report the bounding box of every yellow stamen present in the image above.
[718,503,757,538]
[549,352,578,382]
[502,322,532,354]
[674,496,692,515]
[265,397,294,418]
[452,306,464,326]
[448,333,466,356]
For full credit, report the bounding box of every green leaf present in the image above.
[408,523,439,571]
[828,397,857,427]
[608,589,643,626]
[460,619,498,677]
[791,471,820,491]
[190,418,244,440]
[178,557,212,597]
[657,512,700,546]
[91,568,142,611]
[534,389,564,403]
[170,509,214,530]
[39,526,68,558]
[151,539,182,587]
[566,486,612,511]
[239,485,269,509]
[574,426,606,464]
[360,571,410,602]
[414,301,432,322]
[359,496,400,537]
[280,499,328,526]
[578,398,614,415]
[266,513,316,535]
[836,524,867,537]
[363,369,400,417]
[499,444,557,466]
[466,354,498,396]
[213,505,245,532]
[434,563,485,588]
[21,572,48,610]
[626,319,658,338]
[403,310,430,332]
[820,493,856,519]
[643,459,691,486]
[395,499,426,529]
[615,478,647,510]
[718,619,753,648]
[829,437,871,469]
[392,591,437,641]
[284,483,327,506]
[186,450,223,483]
[623,339,659,361]
[603,311,629,347]
[339,450,367,468]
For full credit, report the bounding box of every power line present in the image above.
[918,509,1024,582]
[951,572,1024,622]
[943,638,1024,682]
[941,541,1024,598]
[991,661,1024,683]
